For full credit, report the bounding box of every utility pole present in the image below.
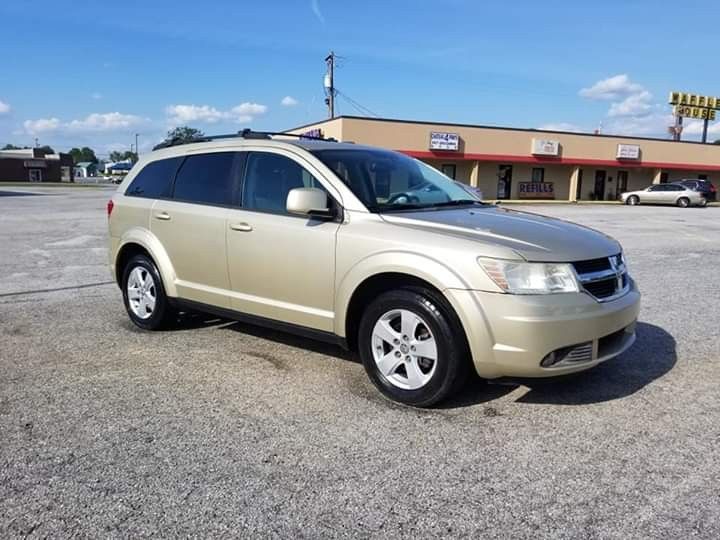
[34,137,39,148]
[135,133,139,158]
[324,51,335,119]
[701,117,709,143]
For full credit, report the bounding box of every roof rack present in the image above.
[152,129,337,150]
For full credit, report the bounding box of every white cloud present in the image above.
[67,112,145,132]
[165,104,226,124]
[91,92,102,100]
[579,74,644,101]
[23,112,146,135]
[311,0,325,24]
[230,102,268,122]
[603,113,675,137]
[0,100,10,114]
[281,96,299,107]
[607,91,653,118]
[681,120,720,137]
[23,118,61,134]
[165,102,268,126]
[537,122,583,132]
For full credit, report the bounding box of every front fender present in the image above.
[334,250,471,337]
[116,227,178,298]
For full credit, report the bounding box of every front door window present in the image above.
[29,169,42,182]
[617,171,628,197]
[497,165,512,199]
[594,170,606,200]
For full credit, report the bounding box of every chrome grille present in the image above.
[572,254,628,301]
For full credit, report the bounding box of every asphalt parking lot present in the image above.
[1,185,719,538]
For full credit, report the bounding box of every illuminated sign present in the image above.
[531,138,560,156]
[429,132,460,151]
[673,106,717,121]
[669,92,720,109]
[300,128,324,139]
[617,144,640,160]
[519,182,555,199]
[669,92,719,120]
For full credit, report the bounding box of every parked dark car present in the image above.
[671,179,716,201]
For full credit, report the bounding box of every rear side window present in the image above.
[125,157,181,198]
[172,152,239,206]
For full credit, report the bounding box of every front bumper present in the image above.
[446,279,641,379]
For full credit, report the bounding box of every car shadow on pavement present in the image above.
[223,320,356,361]
[443,322,676,408]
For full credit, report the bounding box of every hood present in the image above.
[379,205,620,262]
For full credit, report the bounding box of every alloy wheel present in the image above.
[371,309,438,390]
[127,266,157,320]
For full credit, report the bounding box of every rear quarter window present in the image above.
[125,157,182,199]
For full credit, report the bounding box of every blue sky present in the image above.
[1,0,718,157]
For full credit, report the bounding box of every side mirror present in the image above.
[286,187,335,218]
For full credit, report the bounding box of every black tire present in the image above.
[677,197,690,208]
[121,254,176,330]
[626,195,639,206]
[357,287,470,407]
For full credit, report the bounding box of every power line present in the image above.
[335,88,379,118]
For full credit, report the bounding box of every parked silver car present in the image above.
[621,184,707,207]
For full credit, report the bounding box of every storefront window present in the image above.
[531,168,545,183]
[441,164,456,179]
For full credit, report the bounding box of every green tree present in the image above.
[109,150,138,162]
[2,143,27,150]
[35,145,55,155]
[714,139,720,145]
[166,126,205,143]
[69,146,98,164]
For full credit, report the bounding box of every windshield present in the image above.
[311,148,482,212]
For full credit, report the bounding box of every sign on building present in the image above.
[616,144,640,160]
[429,132,460,151]
[531,138,560,156]
[518,182,555,199]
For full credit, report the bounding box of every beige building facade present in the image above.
[288,116,720,201]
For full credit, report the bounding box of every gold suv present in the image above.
[108,131,641,406]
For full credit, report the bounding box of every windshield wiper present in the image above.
[427,199,488,208]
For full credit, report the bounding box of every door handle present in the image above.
[229,222,253,232]
[154,212,171,221]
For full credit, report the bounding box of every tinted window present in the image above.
[173,152,238,206]
[243,152,327,214]
[670,184,685,191]
[312,148,474,211]
[648,185,664,191]
[125,157,181,198]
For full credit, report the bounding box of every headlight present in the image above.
[478,258,579,294]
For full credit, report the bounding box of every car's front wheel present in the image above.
[121,254,176,330]
[677,197,690,208]
[626,195,639,206]
[358,288,469,407]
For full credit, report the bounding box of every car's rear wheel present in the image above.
[626,195,639,206]
[358,288,469,407]
[699,198,708,207]
[677,197,690,208]
[121,254,176,330]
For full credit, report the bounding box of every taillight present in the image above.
[107,199,114,217]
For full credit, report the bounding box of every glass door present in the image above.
[497,165,512,199]
[593,170,606,200]
[617,171,628,198]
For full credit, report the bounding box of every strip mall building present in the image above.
[289,116,720,201]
